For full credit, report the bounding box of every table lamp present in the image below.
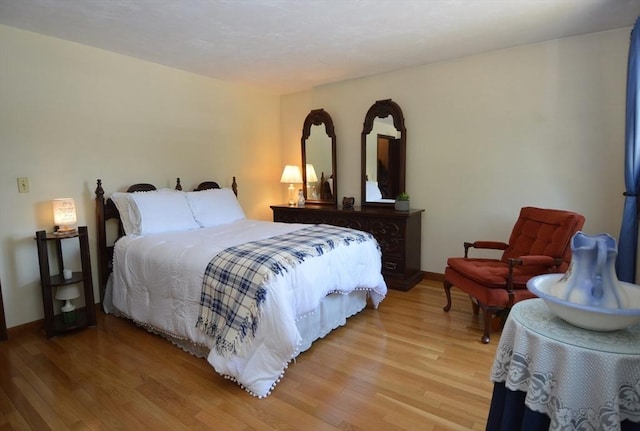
[55,284,80,324]
[306,164,319,200]
[280,165,302,206]
[52,198,77,234]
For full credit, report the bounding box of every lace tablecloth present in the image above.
[490,299,640,430]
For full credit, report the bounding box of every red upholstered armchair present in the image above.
[443,207,585,343]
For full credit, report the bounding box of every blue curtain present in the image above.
[617,17,640,283]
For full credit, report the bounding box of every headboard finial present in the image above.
[232,176,238,196]
[95,179,104,199]
[176,177,182,191]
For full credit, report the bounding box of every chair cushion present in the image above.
[446,257,551,289]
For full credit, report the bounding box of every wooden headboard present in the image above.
[94,176,237,304]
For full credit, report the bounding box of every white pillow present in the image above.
[130,190,200,235]
[110,192,140,236]
[366,181,383,201]
[186,188,245,227]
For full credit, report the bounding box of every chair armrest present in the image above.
[504,255,563,307]
[464,241,508,257]
[508,255,563,267]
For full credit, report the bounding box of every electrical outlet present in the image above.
[17,177,29,193]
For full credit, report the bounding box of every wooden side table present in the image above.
[487,299,640,430]
[35,226,96,337]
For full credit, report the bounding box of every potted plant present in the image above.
[395,192,410,211]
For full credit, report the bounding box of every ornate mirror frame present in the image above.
[301,108,337,205]
[360,99,406,207]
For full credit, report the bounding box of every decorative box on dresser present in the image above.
[271,204,424,291]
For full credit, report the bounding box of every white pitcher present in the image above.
[557,232,629,309]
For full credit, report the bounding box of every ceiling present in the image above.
[1,0,638,95]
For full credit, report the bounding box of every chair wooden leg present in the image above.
[477,303,501,344]
[479,305,506,344]
[481,309,492,344]
[443,279,453,312]
[471,297,480,315]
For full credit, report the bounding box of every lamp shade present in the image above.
[52,198,77,231]
[280,165,302,184]
[55,284,80,320]
[306,164,318,182]
[55,284,80,301]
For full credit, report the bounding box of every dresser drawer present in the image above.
[273,209,329,224]
[375,236,405,258]
[382,257,405,275]
[273,212,297,223]
[330,216,368,231]
[368,218,405,238]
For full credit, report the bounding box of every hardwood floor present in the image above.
[0,279,499,430]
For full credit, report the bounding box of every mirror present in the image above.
[302,109,337,205]
[361,99,406,206]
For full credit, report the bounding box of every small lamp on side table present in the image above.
[52,198,77,235]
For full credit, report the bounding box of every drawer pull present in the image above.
[384,261,398,270]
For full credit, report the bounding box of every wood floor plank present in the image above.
[0,280,500,430]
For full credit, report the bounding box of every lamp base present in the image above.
[287,183,296,206]
[62,309,76,324]
[60,300,76,324]
[54,225,78,236]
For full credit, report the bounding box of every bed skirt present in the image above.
[104,278,368,371]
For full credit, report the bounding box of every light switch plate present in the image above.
[17,177,29,193]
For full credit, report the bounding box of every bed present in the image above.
[94,178,387,398]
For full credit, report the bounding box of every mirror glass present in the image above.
[361,99,406,206]
[302,109,337,205]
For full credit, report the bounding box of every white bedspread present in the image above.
[110,219,387,397]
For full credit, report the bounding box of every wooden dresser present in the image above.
[271,204,424,291]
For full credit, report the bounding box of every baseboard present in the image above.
[5,319,42,339]
[422,271,444,282]
[3,303,101,340]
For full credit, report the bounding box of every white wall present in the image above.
[0,25,282,328]
[282,28,629,275]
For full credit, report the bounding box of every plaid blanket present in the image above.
[195,224,374,357]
